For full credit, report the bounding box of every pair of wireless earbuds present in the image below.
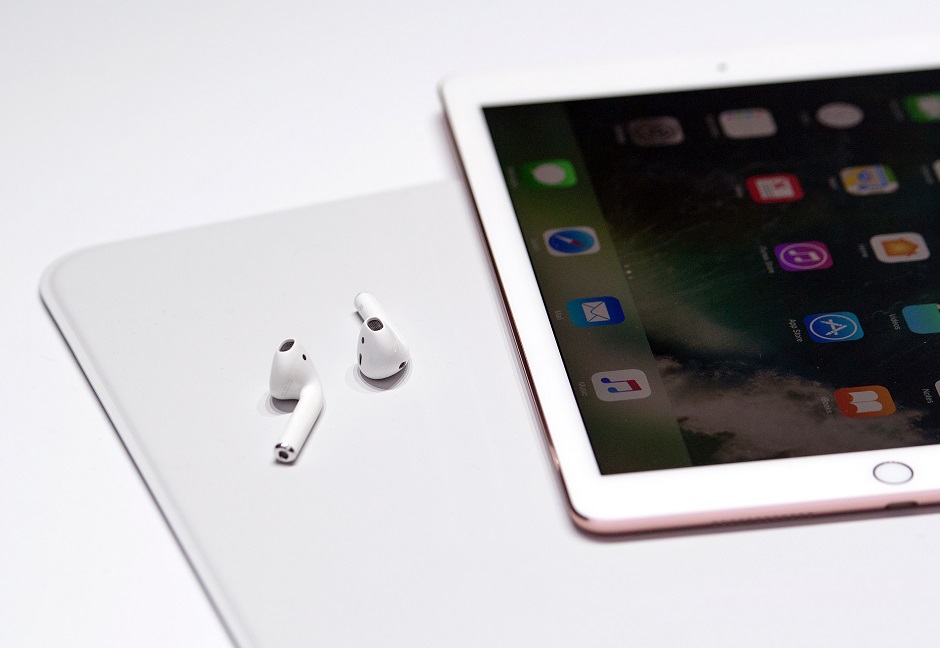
[268,292,410,464]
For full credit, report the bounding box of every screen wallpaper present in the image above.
[484,69,940,474]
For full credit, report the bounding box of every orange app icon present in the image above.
[870,232,930,263]
[834,386,896,418]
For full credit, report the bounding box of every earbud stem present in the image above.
[354,291,385,321]
[274,382,324,463]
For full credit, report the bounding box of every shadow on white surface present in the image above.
[261,395,295,416]
[345,362,411,392]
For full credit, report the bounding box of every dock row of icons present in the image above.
[771,233,930,268]
[545,226,930,267]
[591,369,914,419]
[569,296,940,337]
[747,166,908,200]
[775,235,930,268]
[618,94,940,147]
[523,159,939,198]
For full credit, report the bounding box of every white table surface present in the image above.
[4,2,940,646]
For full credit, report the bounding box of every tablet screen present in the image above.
[483,69,940,475]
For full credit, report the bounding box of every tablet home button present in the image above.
[873,462,913,485]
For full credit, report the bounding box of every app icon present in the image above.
[816,102,864,129]
[544,227,600,256]
[839,165,898,195]
[870,232,930,263]
[804,312,864,343]
[626,116,684,146]
[903,92,940,122]
[520,159,577,188]
[592,369,651,401]
[774,241,833,271]
[747,174,804,203]
[902,303,940,334]
[834,386,896,418]
[567,296,625,327]
[718,108,777,139]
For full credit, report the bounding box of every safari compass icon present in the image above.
[804,311,864,343]
[543,226,600,256]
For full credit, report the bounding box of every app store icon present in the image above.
[805,311,864,343]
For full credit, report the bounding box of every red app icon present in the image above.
[746,174,804,203]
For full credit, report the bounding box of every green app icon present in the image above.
[520,159,577,188]
[902,303,940,334]
[903,92,940,122]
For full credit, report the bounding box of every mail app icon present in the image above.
[567,296,625,327]
[583,301,611,322]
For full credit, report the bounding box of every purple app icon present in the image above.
[774,241,833,272]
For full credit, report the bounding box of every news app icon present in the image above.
[627,116,684,146]
[592,369,652,401]
[567,296,626,327]
[747,174,804,203]
[834,386,896,418]
[718,108,777,138]
[774,241,833,271]
[839,165,898,195]
[870,232,929,263]
[804,311,864,343]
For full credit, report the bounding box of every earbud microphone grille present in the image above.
[367,319,384,331]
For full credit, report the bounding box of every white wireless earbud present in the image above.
[354,292,411,380]
[269,338,324,463]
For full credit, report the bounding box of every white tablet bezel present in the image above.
[441,38,940,533]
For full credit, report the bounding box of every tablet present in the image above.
[441,40,940,533]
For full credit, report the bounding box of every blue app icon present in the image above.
[804,311,864,343]
[567,296,625,327]
[902,303,940,334]
[544,227,600,256]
